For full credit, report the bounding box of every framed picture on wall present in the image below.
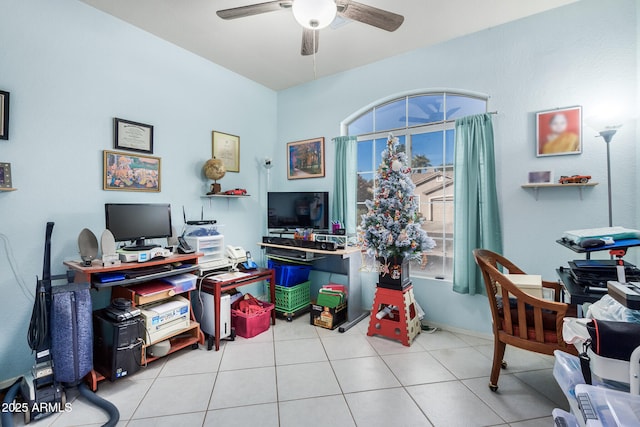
[527,171,553,184]
[114,118,154,153]
[0,90,9,140]
[212,130,240,172]
[103,150,161,192]
[536,106,582,157]
[287,137,325,180]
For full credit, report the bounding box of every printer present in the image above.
[139,296,190,344]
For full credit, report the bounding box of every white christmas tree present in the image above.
[360,134,436,263]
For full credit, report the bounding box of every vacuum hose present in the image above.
[78,383,120,427]
[1,380,22,427]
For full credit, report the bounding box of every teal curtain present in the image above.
[332,136,358,233]
[453,114,502,295]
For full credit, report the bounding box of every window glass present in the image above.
[357,139,374,172]
[408,94,445,125]
[445,94,488,120]
[348,110,374,135]
[375,99,406,131]
[349,92,487,280]
[411,131,445,168]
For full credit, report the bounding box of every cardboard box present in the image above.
[500,274,543,298]
[310,301,347,330]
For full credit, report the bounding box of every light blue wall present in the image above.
[1,0,637,383]
[276,0,638,332]
[0,0,277,381]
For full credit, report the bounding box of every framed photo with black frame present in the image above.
[0,90,9,140]
[114,118,154,154]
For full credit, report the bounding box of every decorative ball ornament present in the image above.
[204,157,226,194]
[391,160,402,172]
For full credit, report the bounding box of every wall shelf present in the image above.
[201,194,250,198]
[521,182,598,200]
[0,188,17,192]
[201,193,250,208]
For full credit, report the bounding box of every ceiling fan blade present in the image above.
[301,28,319,56]
[337,1,404,32]
[217,1,292,20]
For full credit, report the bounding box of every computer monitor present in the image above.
[105,203,172,250]
[267,192,329,231]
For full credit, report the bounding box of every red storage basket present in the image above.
[231,300,274,338]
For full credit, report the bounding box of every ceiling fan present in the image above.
[216,0,404,56]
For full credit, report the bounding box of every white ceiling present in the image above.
[80,0,578,91]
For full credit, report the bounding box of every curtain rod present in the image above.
[488,111,498,115]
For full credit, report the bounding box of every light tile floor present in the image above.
[13,316,567,426]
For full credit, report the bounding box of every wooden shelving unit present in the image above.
[521,182,598,200]
[0,188,17,191]
[64,253,205,391]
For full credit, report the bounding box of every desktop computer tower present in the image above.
[93,310,144,381]
[192,292,231,339]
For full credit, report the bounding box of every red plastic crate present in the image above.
[231,301,274,338]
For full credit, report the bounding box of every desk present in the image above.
[200,268,276,351]
[259,243,369,333]
[557,267,606,306]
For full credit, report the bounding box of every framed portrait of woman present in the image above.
[536,106,582,157]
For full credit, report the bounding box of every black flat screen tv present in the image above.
[105,203,172,250]
[267,192,329,231]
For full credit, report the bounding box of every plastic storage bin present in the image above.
[573,384,640,426]
[231,300,274,338]
[265,281,311,313]
[268,260,312,287]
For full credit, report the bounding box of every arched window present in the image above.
[346,91,488,280]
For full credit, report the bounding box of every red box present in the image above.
[231,301,274,338]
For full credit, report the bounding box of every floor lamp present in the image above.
[597,125,622,227]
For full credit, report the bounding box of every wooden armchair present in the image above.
[473,249,578,392]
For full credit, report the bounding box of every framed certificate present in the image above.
[212,130,240,172]
[114,118,154,154]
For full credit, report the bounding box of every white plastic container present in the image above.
[574,384,640,426]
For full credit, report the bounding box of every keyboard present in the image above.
[124,265,172,279]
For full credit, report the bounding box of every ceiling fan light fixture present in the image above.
[292,0,337,29]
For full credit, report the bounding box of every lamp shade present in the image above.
[292,0,337,29]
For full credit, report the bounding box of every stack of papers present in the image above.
[317,284,347,308]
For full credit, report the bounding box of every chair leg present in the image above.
[489,339,506,392]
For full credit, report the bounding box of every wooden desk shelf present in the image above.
[65,253,205,391]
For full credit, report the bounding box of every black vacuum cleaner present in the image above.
[1,222,119,426]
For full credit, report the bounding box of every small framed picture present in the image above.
[528,171,553,184]
[212,131,240,173]
[287,137,325,180]
[0,162,12,188]
[536,106,582,157]
[103,150,161,192]
[114,118,154,153]
[0,90,9,140]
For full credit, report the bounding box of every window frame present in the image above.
[345,90,488,280]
